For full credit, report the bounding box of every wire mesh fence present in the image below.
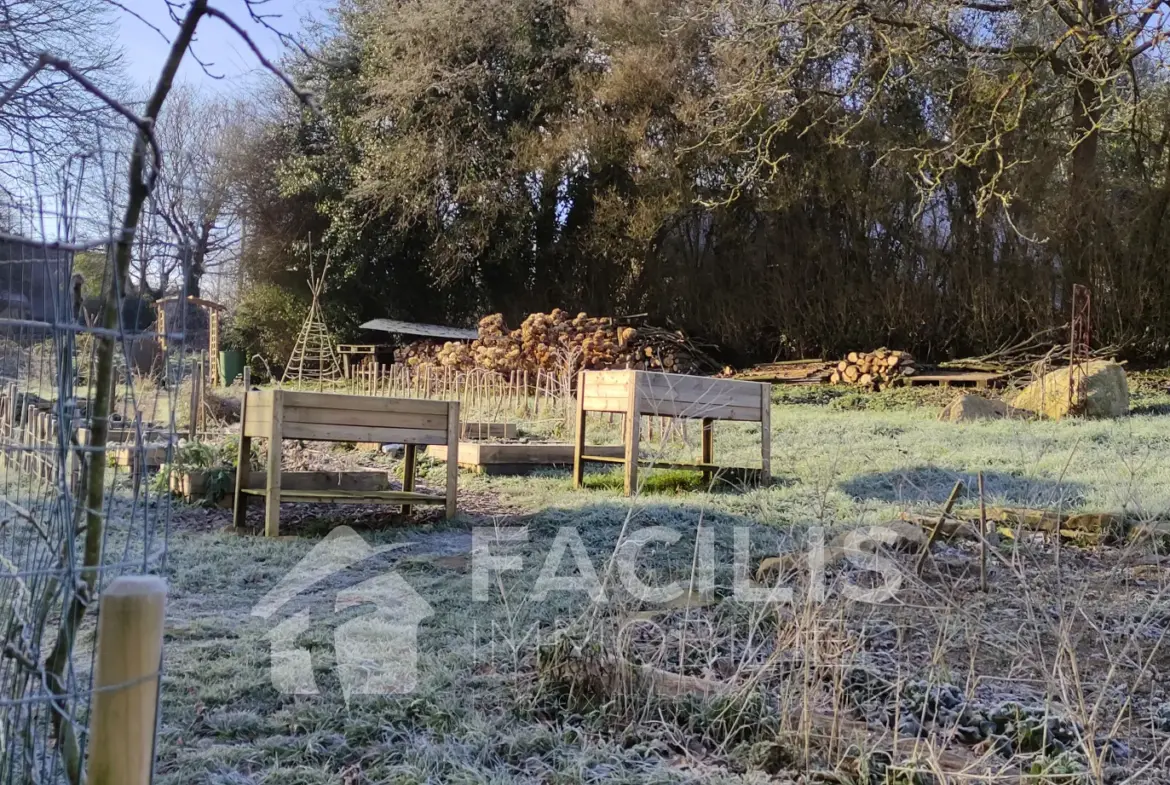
[0,189,186,782]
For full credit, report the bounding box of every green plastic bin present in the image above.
[218,350,244,386]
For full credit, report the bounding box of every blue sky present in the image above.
[116,0,328,91]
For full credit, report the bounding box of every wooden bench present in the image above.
[573,370,772,496]
[232,389,460,536]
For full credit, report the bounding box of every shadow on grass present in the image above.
[840,466,1085,507]
[1130,403,1170,417]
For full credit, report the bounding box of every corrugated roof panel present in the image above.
[359,319,479,340]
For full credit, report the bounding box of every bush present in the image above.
[228,284,308,375]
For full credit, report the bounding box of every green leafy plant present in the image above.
[152,440,243,505]
[228,284,308,376]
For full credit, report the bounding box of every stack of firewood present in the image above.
[399,310,712,375]
[830,349,917,390]
[393,340,445,366]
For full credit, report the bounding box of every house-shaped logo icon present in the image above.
[251,526,433,699]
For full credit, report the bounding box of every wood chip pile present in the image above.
[395,310,713,375]
[830,349,917,390]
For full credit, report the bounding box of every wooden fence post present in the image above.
[85,575,167,785]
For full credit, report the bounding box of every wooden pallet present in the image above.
[902,370,1006,389]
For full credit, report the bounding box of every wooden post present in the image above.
[401,444,417,517]
[700,417,714,486]
[209,310,221,387]
[187,357,198,441]
[445,401,460,519]
[199,354,208,434]
[85,575,167,785]
[232,368,252,532]
[759,383,772,486]
[572,371,587,489]
[623,378,640,496]
[264,389,284,537]
[24,405,34,474]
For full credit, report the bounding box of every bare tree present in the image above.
[0,0,123,211]
[139,85,243,299]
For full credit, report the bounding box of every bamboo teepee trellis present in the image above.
[281,257,343,387]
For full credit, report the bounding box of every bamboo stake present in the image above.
[916,480,965,575]
[978,471,988,592]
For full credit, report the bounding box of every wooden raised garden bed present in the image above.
[574,370,772,496]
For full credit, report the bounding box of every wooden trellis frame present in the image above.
[155,295,226,385]
[281,258,342,387]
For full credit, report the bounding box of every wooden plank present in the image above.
[637,376,764,408]
[77,427,170,445]
[904,371,1005,386]
[445,402,459,519]
[624,381,640,496]
[427,443,482,464]
[582,370,635,387]
[460,422,518,440]
[581,395,631,414]
[280,421,449,445]
[637,371,763,397]
[636,400,762,421]
[245,390,272,409]
[478,443,626,464]
[232,368,252,531]
[240,489,445,504]
[428,443,625,466]
[573,371,587,489]
[581,455,760,473]
[700,417,713,485]
[281,391,450,415]
[760,383,772,486]
[283,405,450,430]
[265,390,284,538]
[242,470,390,492]
[402,444,417,516]
[582,382,636,400]
[113,446,170,469]
[243,404,272,438]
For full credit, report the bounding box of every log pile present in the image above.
[830,349,917,390]
[392,339,445,366]
[396,310,713,376]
